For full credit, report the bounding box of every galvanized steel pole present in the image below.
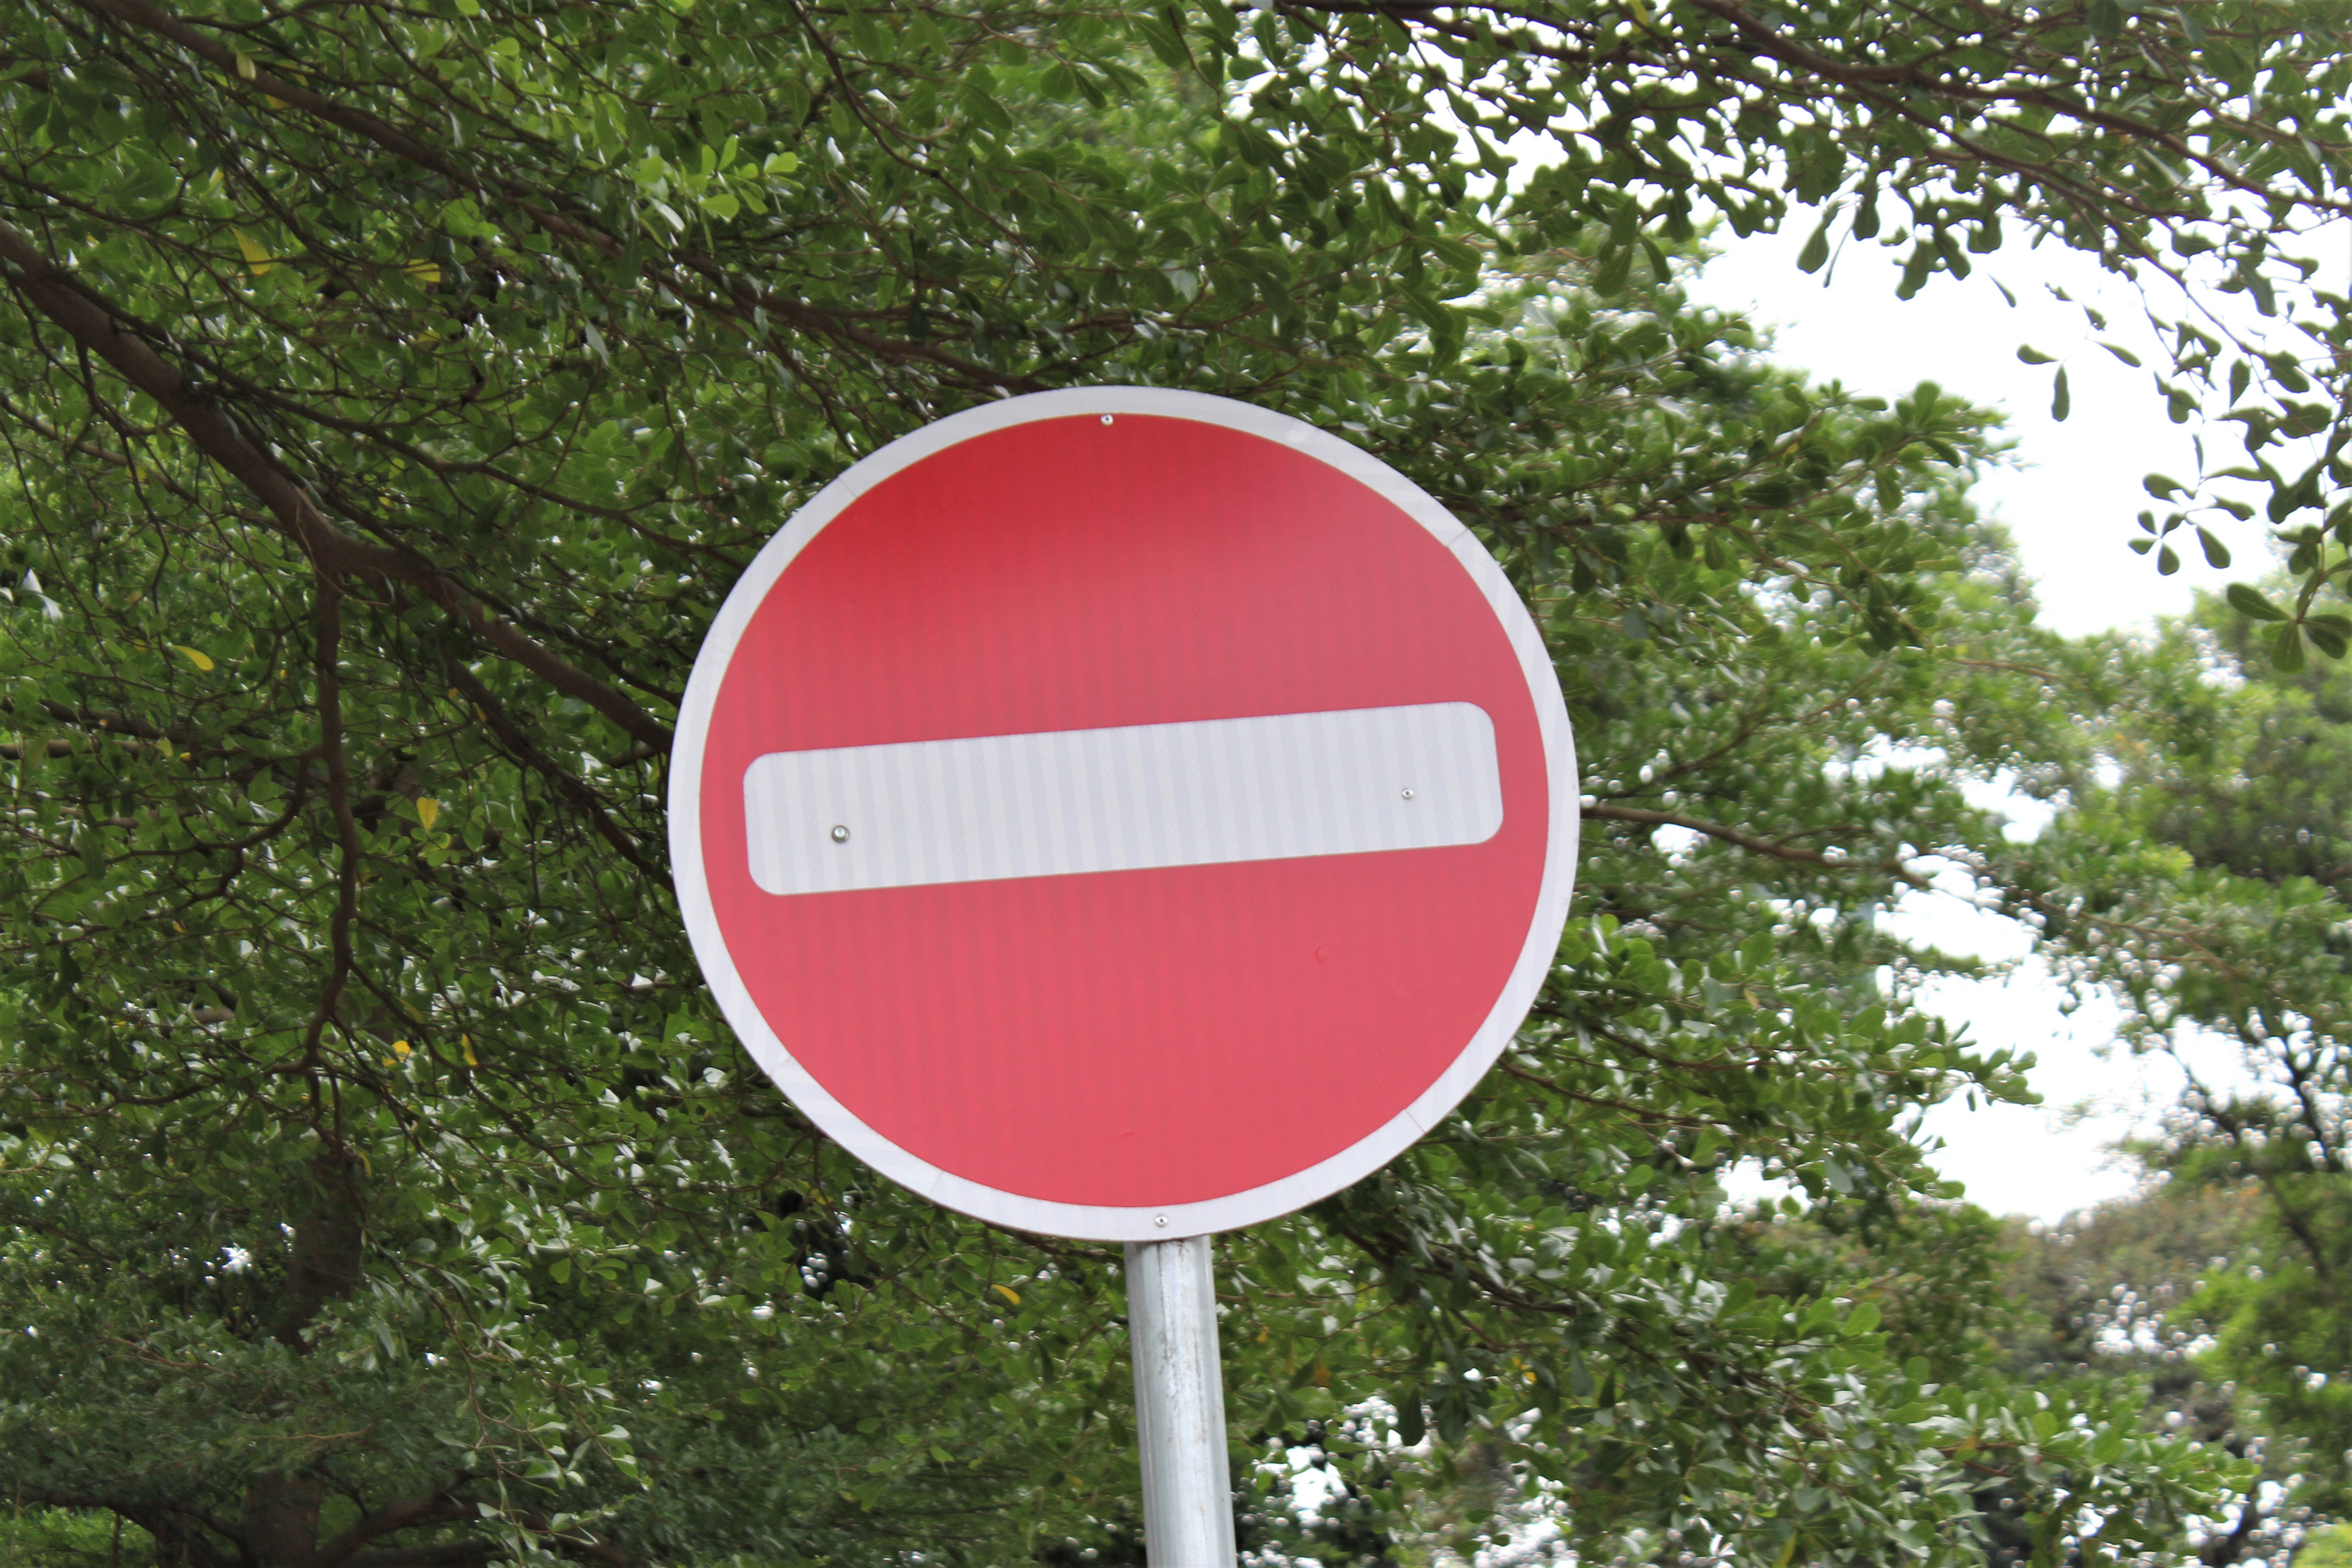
[1125,1235,1236,1566]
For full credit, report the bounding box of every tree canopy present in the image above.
[1977,584,2352,1558]
[3,0,2346,1563]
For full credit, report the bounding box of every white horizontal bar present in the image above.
[743,702,1502,897]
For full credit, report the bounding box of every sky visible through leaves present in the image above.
[1696,220,2296,1221]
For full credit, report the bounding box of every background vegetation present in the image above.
[6,0,2352,1563]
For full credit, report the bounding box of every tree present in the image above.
[1988,1182,2308,1566]
[1242,0,2352,671]
[2002,589,2352,1560]
[2301,1526,2352,1568]
[0,0,2309,1562]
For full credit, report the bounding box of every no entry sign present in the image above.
[671,388,1576,1240]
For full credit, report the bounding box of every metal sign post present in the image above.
[1125,1235,1236,1565]
[669,388,1577,1568]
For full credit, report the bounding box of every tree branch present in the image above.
[446,661,664,882]
[0,219,674,752]
[74,0,1044,392]
[316,1488,475,1568]
[1584,802,1931,888]
[298,582,363,1073]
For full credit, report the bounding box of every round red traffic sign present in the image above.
[671,389,1576,1240]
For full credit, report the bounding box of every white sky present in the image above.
[1686,225,2288,1220]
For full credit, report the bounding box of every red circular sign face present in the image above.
[672,390,1575,1240]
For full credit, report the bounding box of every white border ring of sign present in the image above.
[669,386,1580,1242]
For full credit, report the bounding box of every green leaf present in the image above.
[2196,527,2230,568]
[2050,367,2070,421]
[1136,19,1191,70]
[1592,245,1633,297]
[1426,235,1481,272]
[2273,621,2307,672]
[2225,583,2289,621]
[1796,214,1832,274]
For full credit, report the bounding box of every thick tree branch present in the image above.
[316,1488,475,1568]
[298,583,363,1073]
[0,220,363,569]
[0,218,673,751]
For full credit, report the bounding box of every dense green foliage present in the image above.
[2005,591,2352,1558]
[3,0,2342,1563]
[1989,1183,2300,1564]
